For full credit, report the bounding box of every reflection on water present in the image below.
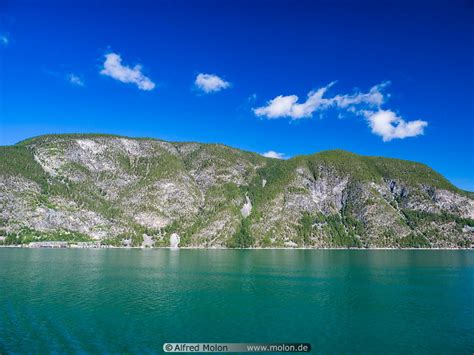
[0,249,473,353]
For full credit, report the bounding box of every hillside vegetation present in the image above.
[1,134,473,248]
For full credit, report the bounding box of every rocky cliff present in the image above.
[1,134,473,248]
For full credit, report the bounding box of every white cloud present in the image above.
[254,81,428,141]
[195,73,230,93]
[247,93,257,102]
[254,82,335,119]
[0,34,9,46]
[333,81,390,108]
[262,151,286,159]
[254,81,389,120]
[67,73,84,87]
[100,53,155,91]
[364,109,428,142]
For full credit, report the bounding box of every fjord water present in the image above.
[0,250,473,354]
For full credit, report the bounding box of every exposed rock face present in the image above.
[170,233,180,248]
[142,234,154,248]
[0,134,473,248]
[240,195,252,218]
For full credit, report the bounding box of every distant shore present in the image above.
[0,245,471,250]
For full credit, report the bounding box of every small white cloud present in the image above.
[100,52,155,91]
[247,93,257,102]
[254,82,336,119]
[254,81,428,141]
[262,150,286,159]
[364,109,428,141]
[67,73,84,87]
[333,82,390,108]
[253,81,389,120]
[195,73,230,93]
[0,34,9,46]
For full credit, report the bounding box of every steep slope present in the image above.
[1,134,473,248]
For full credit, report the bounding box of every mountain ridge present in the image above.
[13,133,473,194]
[1,133,473,248]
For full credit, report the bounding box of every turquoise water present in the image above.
[0,249,473,354]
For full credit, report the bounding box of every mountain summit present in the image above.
[1,134,473,248]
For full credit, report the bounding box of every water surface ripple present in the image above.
[0,249,473,354]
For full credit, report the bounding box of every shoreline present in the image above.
[0,245,472,250]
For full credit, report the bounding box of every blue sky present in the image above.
[0,0,473,190]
